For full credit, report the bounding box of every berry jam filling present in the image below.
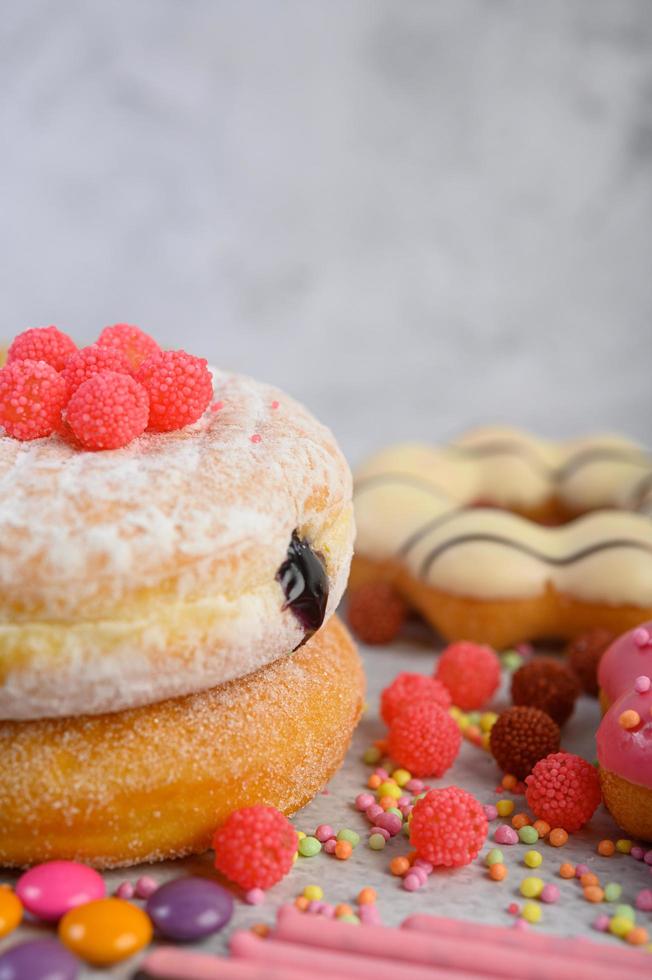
[276,531,329,643]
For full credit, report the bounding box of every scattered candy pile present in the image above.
[0,324,214,448]
[1,625,652,971]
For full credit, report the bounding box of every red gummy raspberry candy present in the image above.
[135,349,213,432]
[61,344,133,397]
[7,326,77,372]
[347,582,407,644]
[65,371,149,450]
[213,804,298,891]
[0,359,68,440]
[96,323,160,370]
[388,701,461,777]
[525,751,602,832]
[409,786,488,866]
[381,672,452,726]
[435,640,500,710]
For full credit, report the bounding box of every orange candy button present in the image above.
[0,887,22,938]
[58,897,152,965]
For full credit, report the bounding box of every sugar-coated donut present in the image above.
[352,428,652,646]
[597,621,652,712]
[597,679,652,842]
[0,616,363,869]
[0,369,353,720]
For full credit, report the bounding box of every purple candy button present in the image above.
[146,876,234,941]
[0,939,79,980]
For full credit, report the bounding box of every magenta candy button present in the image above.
[16,861,105,922]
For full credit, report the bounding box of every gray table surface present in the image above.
[3,624,651,977]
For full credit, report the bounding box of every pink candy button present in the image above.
[16,860,105,922]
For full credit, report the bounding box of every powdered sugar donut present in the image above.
[0,369,353,719]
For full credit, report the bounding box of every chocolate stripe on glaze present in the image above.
[353,472,452,501]
[397,509,466,557]
[449,441,652,481]
[419,534,652,579]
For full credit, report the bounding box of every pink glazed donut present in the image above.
[597,677,652,841]
[598,621,652,710]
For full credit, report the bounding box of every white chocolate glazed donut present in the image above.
[351,428,652,644]
[0,370,354,720]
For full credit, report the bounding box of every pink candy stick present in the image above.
[274,907,625,980]
[402,914,650,974]
[230,931,483,980]
[142,946,347,980]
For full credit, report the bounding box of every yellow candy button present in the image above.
[58,897,152,965]
[0,887,22,937]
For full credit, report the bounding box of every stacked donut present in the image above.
[0,328,362,868]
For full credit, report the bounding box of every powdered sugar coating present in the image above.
[0,369,353,719]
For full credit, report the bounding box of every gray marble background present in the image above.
[1,0,651,461]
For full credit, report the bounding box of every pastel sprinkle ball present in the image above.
[524,850,542,868]
[135,876,158,899]
[0,359,68,441]
[435,641,500,710]
[485,848,504,866]
[597,839,616,856]
[494,825,519,845]
[520,877,544,898]
[496,800,514,817]
[518,826,539,845]
[58,897,152,966]
[212,805,298,890]
[388,701,461,777]
[145,877,233,941]
[635,675,651,693]
[115,881,134,899]
[380,672,451,725]
[66,371,149,450]
[549,828,569,847]
[96,323,160,370]
[16,861,105,922]
[7,325,77,372]
[0,938,79,980]
[369,833,386,850]
[604,882,622,902]
[299,836,322,857]
[61,344,133,396]
[135,349,212,432]
[525,752,601,831]
[636,889,652,911]
[409,786,487,866]
[489,863,507,881]
[633,627,651,647]
[0,888,23,938]
[618,709,641,729]
[540,883,560,903]
[521,901,541,924]
[245,888,265,905]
